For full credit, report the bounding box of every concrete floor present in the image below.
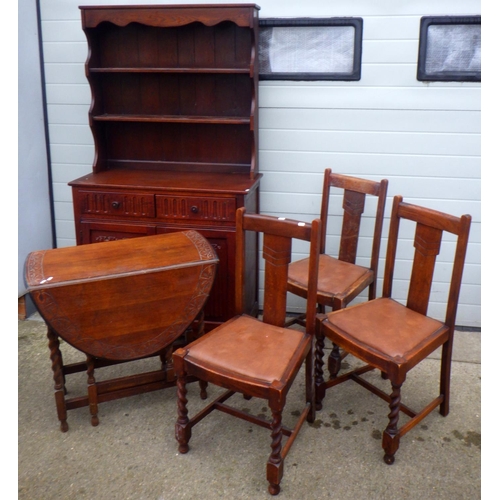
[18,315,480,500]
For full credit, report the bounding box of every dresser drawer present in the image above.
[156,195,236,222]
[78,190,155,218]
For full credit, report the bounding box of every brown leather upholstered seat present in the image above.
[289,254,373,305]
[183,315,310,385]
[322,298,448,376]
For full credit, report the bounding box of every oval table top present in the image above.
[26,231,219,360]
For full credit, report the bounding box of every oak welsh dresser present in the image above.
[69,4,261,331]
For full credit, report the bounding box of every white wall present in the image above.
[38,0,481,327]
[18,0,54,302]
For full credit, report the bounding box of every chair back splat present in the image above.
[383,197,471,324]
[317,195,471,464]
[174,207,321,495]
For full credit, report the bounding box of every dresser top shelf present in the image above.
[80,4,260,29]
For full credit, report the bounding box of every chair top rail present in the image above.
[397,197,471,235]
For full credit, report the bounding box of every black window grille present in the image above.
[417,16,481,82]
[259,18,363,81]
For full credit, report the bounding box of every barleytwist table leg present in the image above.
[47,327,68,432]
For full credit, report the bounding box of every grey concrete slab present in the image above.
[18,317,480,499]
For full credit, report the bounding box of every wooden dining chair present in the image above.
[173,208,321,495]
[287,169,388,390]
[316,195,471,464]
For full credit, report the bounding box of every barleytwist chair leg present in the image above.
[327,344,342,379]
[175,371,191,454]
[314,330,326,410]
[382,381,402,465]
[267,407,284,495]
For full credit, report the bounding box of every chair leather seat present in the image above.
[288,254,372,301]
[324,298,449,365]
[185,315,309,385]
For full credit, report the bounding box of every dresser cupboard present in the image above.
[69,4,261,330]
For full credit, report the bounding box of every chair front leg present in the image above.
[267,406,284,496]
[382,381,402,465]
[327,343,342,379]
[175,364,191,454]
[314,327,326,410]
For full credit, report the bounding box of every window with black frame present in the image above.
[259,18,363,81]
[417,16,481,82]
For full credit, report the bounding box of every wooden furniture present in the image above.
[25,231,218,432]
[287,170,388,396]
[317,196,471,464]
[69,4,261,331]
[173,208,321,495]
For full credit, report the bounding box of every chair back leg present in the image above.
[439,338,454,416]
